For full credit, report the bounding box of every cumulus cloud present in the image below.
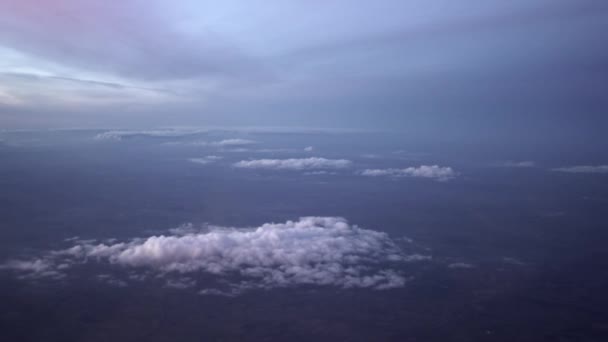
[188,156,222,165]
[552,165,608,174]
[234,157,352,170]
[2,217,429,294]
[304,146,314,152]
[360,165,456,181]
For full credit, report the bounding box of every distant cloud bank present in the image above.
[360,165,456,181]
[95,129,206,140]
[552,165,608,174]
[95,129,257,147]
[235,157,352,170]
[1,217,429,295]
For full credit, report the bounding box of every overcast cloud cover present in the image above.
[1,217,425,294]
[0,0,606,142]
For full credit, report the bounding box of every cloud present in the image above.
[212,139,256,147]
[304,146,314,152]
[2,217,428,294]
[234,157,352,170]
[0,259,65,280]
[95,129,207,141]
[360,165,456,181]
[0,0,265,82]
[188,156,222,165]
[552,165,608,174]
[304,171,337,176]
[94,130,256,147]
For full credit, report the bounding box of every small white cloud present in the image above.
[188,156,223,165]
[234,157,352,171]
[360,165,456,181]
[0,259,65,280]
[0,259,52,273]
[303,171,337,176]
[172,139,256,147]
[162,140,210,146]
[552,165,608,174]
[213,139,256,147]
[304,146,314,152]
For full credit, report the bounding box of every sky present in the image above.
[0,0,606,141]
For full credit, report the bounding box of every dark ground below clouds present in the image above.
[2,258,608,342]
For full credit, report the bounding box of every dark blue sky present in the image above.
[0,0,606,142]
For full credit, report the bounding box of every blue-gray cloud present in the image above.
[0,0,606,140]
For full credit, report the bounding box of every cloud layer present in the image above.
[95,129,207,140]
[2,217,426,294]
[234,157,352,170]
[361,165,456,181]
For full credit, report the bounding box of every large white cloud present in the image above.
[360,165,456,181]
[2,217,427,294]
[552,165,608,174]
[234,157,352,170]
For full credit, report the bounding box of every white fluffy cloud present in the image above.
[360,165,456,181]
[234,157,352,170]
[2,217,428,294]
[552,165,608,174]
